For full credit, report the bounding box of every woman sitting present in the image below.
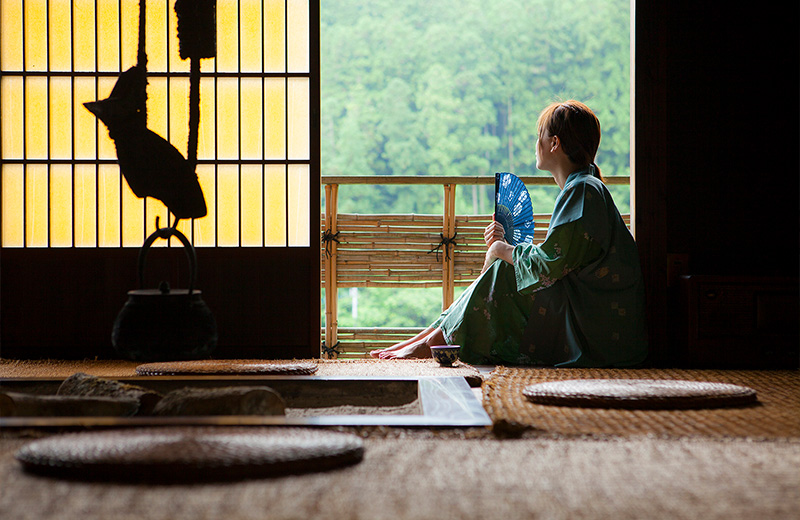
[371,100,648,367]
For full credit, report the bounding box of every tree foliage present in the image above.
[321,0,631,327]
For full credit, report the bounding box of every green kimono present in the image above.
[434,167,648,367]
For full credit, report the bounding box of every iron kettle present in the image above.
[112,226,217,361]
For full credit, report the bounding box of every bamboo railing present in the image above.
[321,175,631,359]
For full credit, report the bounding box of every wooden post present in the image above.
[442,184,456,310]
[323,183,339,358]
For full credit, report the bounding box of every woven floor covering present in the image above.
[483,367,800,439]
[0,358,482,384]
[1,432,798,520]
[1,363,799,519]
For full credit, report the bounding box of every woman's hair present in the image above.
[537,100,604,181]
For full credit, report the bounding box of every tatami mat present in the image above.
[1,432,798,520]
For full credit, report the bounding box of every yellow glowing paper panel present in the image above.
[217,78,240,160]
[145,0,167,72]
[214,0,297,73]
[96,0,119,71]
[49,165,73,247]
[288,78,309,160]
[73,0,96,71]
[1,165,24,247]
[241,78,264,159]
[1,77,24,159]
[49,78,72,159]
[25,164,48,247]
[287,0,309,73]
[197,79,217,160]
[119,0,139,71]
[24,0,46,71]
[98,165,121,246]
[264,0,286,72]
[25,77,47,159]
[216,0,238,73]
[265,78,286,159]
[48,2,71,71]
[216,165,240,246]
[74,165,98,247]
[241,165,264,246]
[1,0,23,70]
[264,164,286,246]
[240,1,263,72]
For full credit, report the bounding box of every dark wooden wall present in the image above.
[0,248,320,360]
[635,2,799,366]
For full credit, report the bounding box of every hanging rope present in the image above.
[174,0,216,231]
[321,229,341,258]
[176,0,216,170]
[137,1,147,68]
[428,232,458,262]
[137,0,147,123]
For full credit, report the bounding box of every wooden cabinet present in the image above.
[678,276,799,368]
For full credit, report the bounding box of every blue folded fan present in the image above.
[494,172,535,246]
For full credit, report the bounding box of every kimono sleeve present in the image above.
[513,218,602,294]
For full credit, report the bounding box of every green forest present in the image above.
[320,0,631,329]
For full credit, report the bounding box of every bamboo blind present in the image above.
[320,175,631,358]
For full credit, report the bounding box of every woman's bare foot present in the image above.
[376,327,445,360]
[369,326,435,358]
[378,340,431,359]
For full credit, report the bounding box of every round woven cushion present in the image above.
[522,379,758,409]
[16,427,363,482]
[135,360,318,376]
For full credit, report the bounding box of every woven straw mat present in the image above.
[15,427,364,482]
[483,367,800,439]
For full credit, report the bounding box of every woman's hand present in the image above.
[481,241,515,273]
[484,220,505,247]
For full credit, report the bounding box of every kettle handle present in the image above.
[138,226,197,294]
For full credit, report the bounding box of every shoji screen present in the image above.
[0,0,320,359]
[1,0,312,248]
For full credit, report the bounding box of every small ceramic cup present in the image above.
[430,345,460,366]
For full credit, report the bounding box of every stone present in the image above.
[152,386,286,416]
